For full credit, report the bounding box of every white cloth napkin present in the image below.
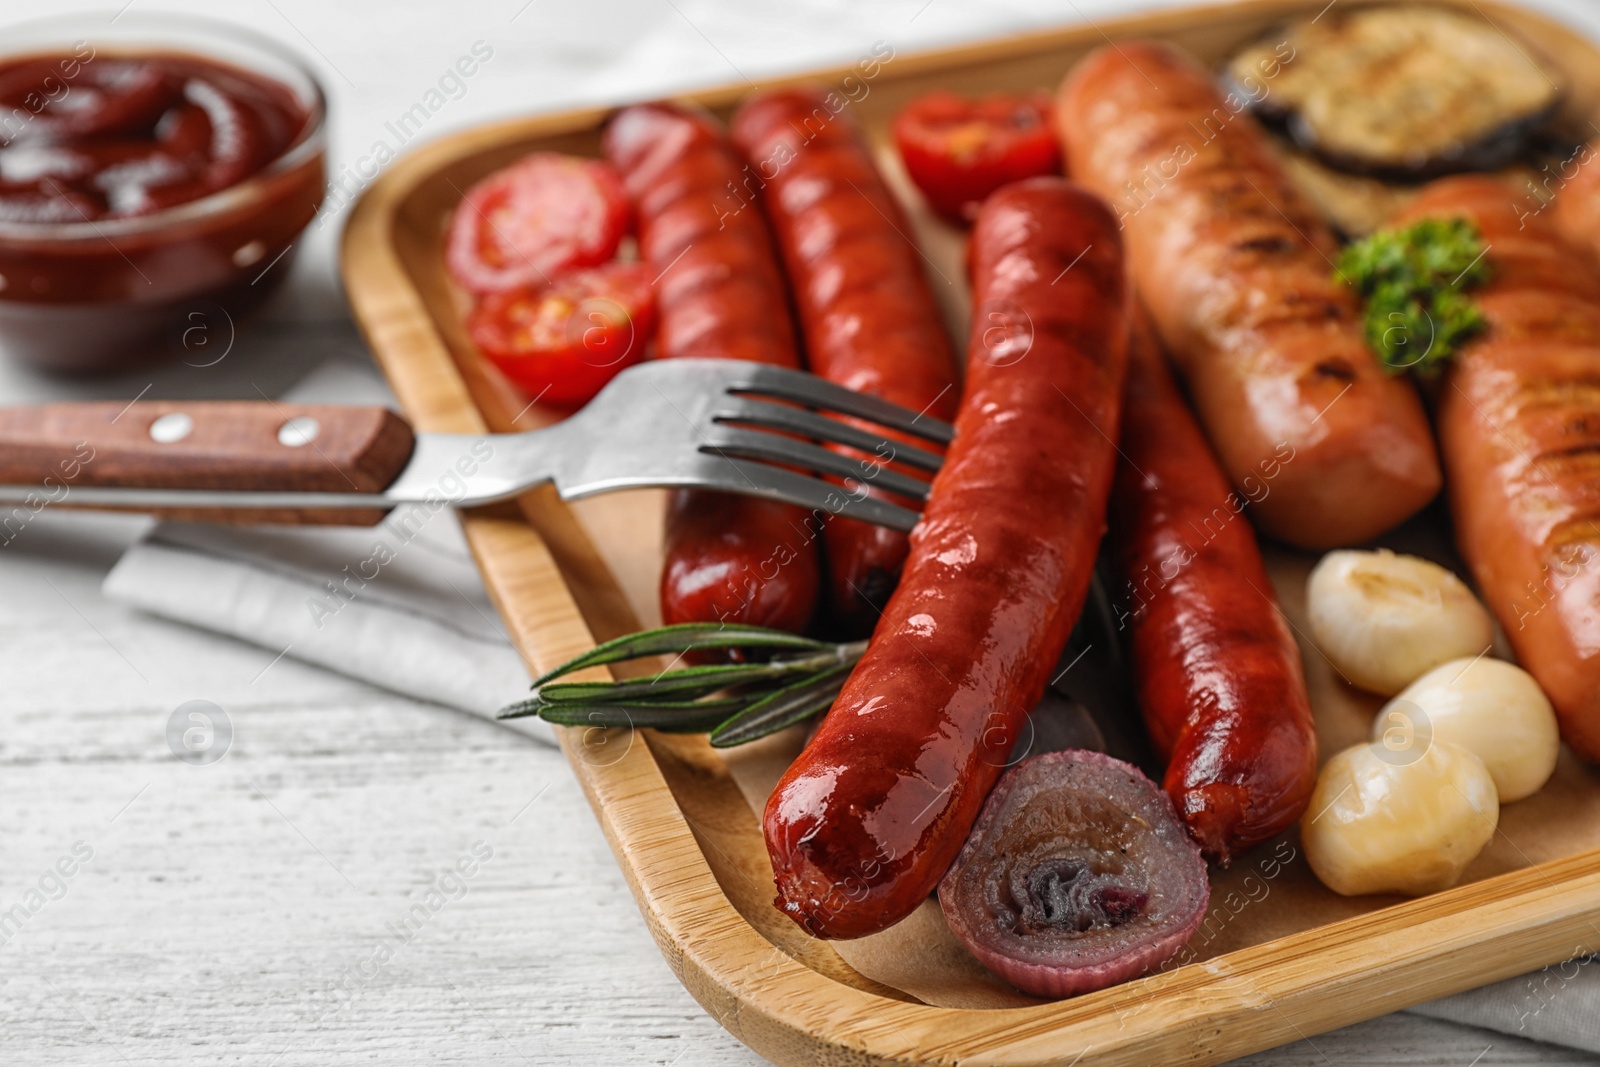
[101,358,552,744]
[100,362,1600,1051]
[1410,958,1600,1053]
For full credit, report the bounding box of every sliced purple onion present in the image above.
[938,749,1209,998]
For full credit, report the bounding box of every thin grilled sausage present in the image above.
[603,101,821,633]
[1111,313,1317,863]
[1395,175,1600,761]
[764,179,1129,939]
[1057,40,1441,549]
[730,88,960,633]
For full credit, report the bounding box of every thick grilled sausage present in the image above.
[1111,314,1317,863]
[1554,138,1600,264]
[730,88,960,633]
[603,102,821,633]
[764,179,1129,939]
[1057,40,1441,549]
[1394,175,1600,761]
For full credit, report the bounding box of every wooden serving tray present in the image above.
[340,2,1600,1063]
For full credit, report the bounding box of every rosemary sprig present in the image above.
[497,623,867,747]
[708,662,855,748]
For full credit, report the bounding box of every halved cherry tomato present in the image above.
[446,153,630,295]
[468,262,656,407]
[891,90,1060,223]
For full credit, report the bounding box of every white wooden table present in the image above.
[5,2,1600,1064]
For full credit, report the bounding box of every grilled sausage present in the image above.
[1057,40,1441,549]
[603,101,821,634]
[1554,138,1600,265]
[1394,175,1600,761]
[764,179,1129,939]
[1111,313,1317,863]
[730,88,960,633]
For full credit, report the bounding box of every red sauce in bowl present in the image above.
[0,50,310,221]
[0,34,325,373]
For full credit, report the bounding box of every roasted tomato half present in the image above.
[468,262,656,407]
[891,90,1061,223]
[446,152,630,295]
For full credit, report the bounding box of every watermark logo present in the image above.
[306,439,495,630]
[1510,542,1598,631]
[1114,441,1297,629]
[714,40,895,229]
[976,297,1033,367]
[313,840,495,1021]
[0,42,96,146]
[568,712,635,769]
[1373,699,1432,767]
[1515,139,1597,230]
[569,296,637,369]
[1380,307,1436,373]
[318,41,495,226]
[167,699,232,765]
[0,841,94,946]
[0,439,94,549]
[169,300,236,368]
[1111,40,1295,228]
[977,710,1036,769]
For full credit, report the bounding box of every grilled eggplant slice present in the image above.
[1226,5,1563,180]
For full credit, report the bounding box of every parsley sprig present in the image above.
[1336,217,1491,376]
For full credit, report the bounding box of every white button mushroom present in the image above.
[1375,657,1559,802]
[1301,740,1498,897]
[1306,549,1494,696]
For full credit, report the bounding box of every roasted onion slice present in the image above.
[939,750,1209,998]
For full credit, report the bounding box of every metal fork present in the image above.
[0,359,954,530]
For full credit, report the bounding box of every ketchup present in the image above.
[0,51,309,221]
[0,46,324,372]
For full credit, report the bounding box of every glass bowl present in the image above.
[0,12,328,373]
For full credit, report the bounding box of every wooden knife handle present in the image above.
[0,401,415,525]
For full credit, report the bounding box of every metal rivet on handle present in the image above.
[278,416,320,447]
[149,412,193,443]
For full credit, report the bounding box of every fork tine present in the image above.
[729,364,956,447]
[548,359,940,530]
[713,397,945,473]
[702,427,933,502]
[698,458,923,532]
